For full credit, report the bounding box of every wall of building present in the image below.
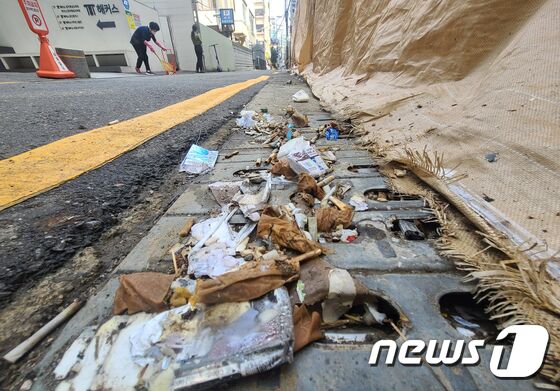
[200,24,234,71]
[254,0,270,64]
[196,0,256,48]
[233,0,256,46]
[139,0,194,71]
[0,0,240,73]
[141,0,236,72]
[233,42,253,70]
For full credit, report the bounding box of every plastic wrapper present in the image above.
[54,288,294,391]
[232,174,272,221]
[278,137,309,159]
[287,147,329,178]
[292,89,310,102]
[190,212,237,248]
[187,242,244,278]
[236,110,257,129]
[349,194,368,211]
[179,145,218,175]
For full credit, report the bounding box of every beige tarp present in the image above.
[291,0,560,253]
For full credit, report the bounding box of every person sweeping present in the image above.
[130,22,170,75]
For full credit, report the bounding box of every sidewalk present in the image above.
[30,73,536,391]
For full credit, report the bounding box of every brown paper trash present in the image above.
[257,206,324,254]
[113,272,175,315]
[298,258,369,306]
[316,207,354,232]
[191,259,300,305]
[292,112,309,127]
[271,159,297,179]
[292,192,316,208]
[293,304,323,352]
[298,173,325,200]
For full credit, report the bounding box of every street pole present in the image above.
[191,0,206,71]
[284,0,289,69]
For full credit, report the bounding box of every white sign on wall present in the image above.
[51,4,84,30]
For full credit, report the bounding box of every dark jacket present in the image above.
[130,26,156,45]
[191,30,202,46]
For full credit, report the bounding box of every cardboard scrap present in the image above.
[271,159,297,179]
[293,304,323,352]
[191,259,300,304]
[322,268,356,322]
[113,272,175,315]
[257,206,324,254]
[316,207,354,232]
[297,258,369,322]
[297,173,326,200]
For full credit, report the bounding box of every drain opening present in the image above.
[233,168,268,177]
[347,164,379,174]
[364,190,422,201]
[439,292,501,342]
[388,218,441,240]
[322,295,402,344]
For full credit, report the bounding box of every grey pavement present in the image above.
[31,74,538,390]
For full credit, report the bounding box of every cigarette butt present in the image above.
[317,175,335,187]
[224,151,239,159]
[179,217,195,238]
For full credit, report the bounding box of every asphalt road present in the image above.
[0,70,270,301]
[0,70,269,159]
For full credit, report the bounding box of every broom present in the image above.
[154,49,176,75]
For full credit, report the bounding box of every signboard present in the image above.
[121,0,130,11]
[51,4,84,31]
[19,0,49,35]
[82,3,120,16]
[125,10,135,30]
[219,8,234,25]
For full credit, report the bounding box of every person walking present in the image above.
[130,22,170,75]
[191,24,204,73]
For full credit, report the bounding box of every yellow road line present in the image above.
[0,75,269,211]
[0,81,24,85]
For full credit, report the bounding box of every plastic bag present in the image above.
[287,147,329,177]
[277,136,310,159]
[179,144,218,175]
[292,89,310,102]
[236,110,257,129]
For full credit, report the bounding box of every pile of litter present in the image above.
[50,106,398,390]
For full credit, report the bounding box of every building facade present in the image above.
[197,0,256,48]
[254,0,270,62]
[0,0,245,73]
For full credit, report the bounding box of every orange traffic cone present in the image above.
[36,35,75,79]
